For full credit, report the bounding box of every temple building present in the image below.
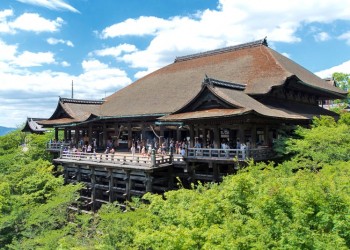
[26,39,347,209]
[37,38,346,150]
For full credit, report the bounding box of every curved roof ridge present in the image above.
[59,97,104,105]
[174,38,268,63]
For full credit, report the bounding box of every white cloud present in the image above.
[315,60,350,78]
[13,51,55,67]
[281,52,291,58]
[0,40,17,62]
[338,31,350,45]
[16,0,79,13]
[92,44,137,57]
[61,61,70,67]
[0,9,14,33]
[314,32,331,42]
[47,37,74,47]
[99,0,350,78]
[101,16,170,38]
[10,13,63,33]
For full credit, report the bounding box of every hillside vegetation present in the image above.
[1,114,350,249]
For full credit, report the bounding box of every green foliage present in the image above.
[0,131,83,249]
[286,115,350,166]
[2,116,350,249]
[333,72,350,104]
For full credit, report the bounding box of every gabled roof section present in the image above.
[22,118,47,133]
[172,76,247,114]
[159,76,334,122]
[41,97,104,126]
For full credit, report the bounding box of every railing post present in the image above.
[169,149,173,164]
[60,145,63,159]
[151,149,156,167]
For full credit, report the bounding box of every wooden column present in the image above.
[141,123,146,146]
[145,173,153,193]
[127,123,132,149]
[176,127,181,142]
[74,128,79,146]
[159,125,164,145]
[68,129,72,141]
[108,168,114,203]
[168,165,174,189]
[264,125,269,146]
[213,163,219,182]
[124,170,131,201]
[90,167,96,211]
[64,128,68,142]
[189,125,194,147]
[238,125,244,144]
[54,128,59,141]
[103,123,107,148]
[213,126,220,149]
[88,123,93,145]
[251,125,257,148]
[203,128,208,147]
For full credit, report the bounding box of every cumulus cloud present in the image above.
[315,60,350,78]
[10,13,63,32]
[0,11,64,33]
[0,9,13,33]
[338,31,350,45]
[99,0,350,78]
[91,44,137,57]
[13,51,55,67]
[80,59,131,91]
[16,0,79,13]
[47,37,74,47]
[314,32,331,42]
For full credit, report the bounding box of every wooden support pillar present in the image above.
[213,126,220,149]
[68,129,72,141]
[90,167,96,211]
[74,128,79,146]
[64,128,68,142]
[76,165,81,182]
[264,125,269,146]
[54,128,59,141]
[203,128,208,147]
[212,163,219,182]
[145,172,153,193]
[141,123,146,146]
[189,125,194,147]
[176,127,181,142]
[127,123,132,149]
[103,123,107,148]
[108,168,114,203]
[88,123,93,145]
[63,165,68,184]
[251,125,257,148]
[229,129,234,148]
[238,125,244,144]
[124,170,131,201]
[168,165,174,189]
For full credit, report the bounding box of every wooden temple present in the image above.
[28,39,347,210]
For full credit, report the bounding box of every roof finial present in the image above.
[71,80,74,99]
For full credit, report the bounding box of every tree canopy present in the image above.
[1,114,350,249]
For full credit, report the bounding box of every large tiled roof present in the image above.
[101,39,346,117]
[39,98,103,126]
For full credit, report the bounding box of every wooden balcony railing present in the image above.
[58,150,172,168]
[47,142,71,152]
[186,147,274,161]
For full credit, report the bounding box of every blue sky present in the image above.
[0,0,350,128]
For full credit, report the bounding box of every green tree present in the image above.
[333,72,350,104]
